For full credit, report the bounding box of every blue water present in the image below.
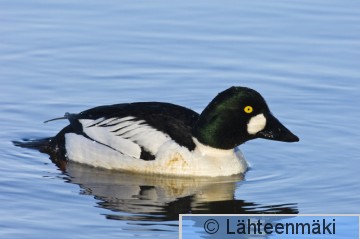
[1,0,359,238]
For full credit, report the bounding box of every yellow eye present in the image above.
[244,106,253,114]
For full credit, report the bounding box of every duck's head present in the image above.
[193,86,299,149]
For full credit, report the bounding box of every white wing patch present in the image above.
[79,117,171,159]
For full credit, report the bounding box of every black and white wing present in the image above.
[52,102,199,161]
[78,116,171,160]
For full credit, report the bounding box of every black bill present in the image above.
[256,114,299,142]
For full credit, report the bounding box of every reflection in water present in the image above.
[62,162,298,222]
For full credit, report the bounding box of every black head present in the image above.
[193,86,299,149]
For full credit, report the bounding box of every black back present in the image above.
[60,102,199,150]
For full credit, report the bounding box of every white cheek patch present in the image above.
[247,113,267,135]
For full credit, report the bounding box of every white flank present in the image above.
[247,113,266,135]
[64,117,248,177]
[65,133,144,170]
[65,134,247,177]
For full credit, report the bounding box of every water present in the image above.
[1,0,359,238]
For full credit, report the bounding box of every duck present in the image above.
[18,86,299,177]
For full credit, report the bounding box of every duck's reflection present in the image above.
[62,162,298,221]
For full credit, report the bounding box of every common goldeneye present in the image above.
[17,86,299,177]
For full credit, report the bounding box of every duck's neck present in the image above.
[192,110,247,150]
[192,89,253,149]
[192,137,234,157]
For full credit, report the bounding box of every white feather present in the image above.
[85,117,105,126]
[65,133,144,169]
[79,117,172,158]
[106,116,136,125]
[130,126,171,155]
[80,119,142,158]
[113,120,143,132]
[247,113,266,135]
[64,132,248,177]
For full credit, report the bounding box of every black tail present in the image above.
[13,137,68,170]
[13,138,53,152]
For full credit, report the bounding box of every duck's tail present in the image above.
[13,137,53,153]
[14,112,74,153]
[13,137,67,170]
[13,113,74,170]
